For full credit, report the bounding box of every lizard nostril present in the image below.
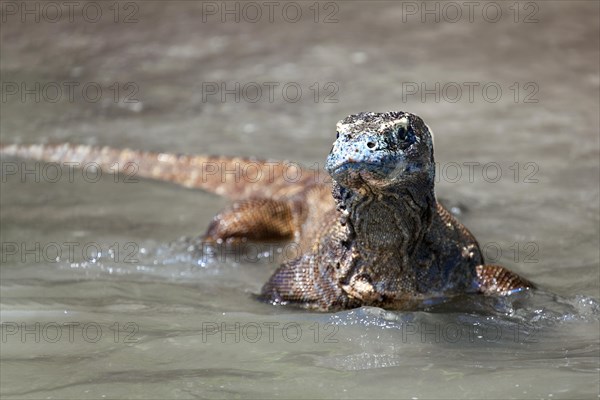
[367,142,375,149]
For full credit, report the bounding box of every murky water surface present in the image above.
[1,1,599,399]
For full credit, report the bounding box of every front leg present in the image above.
[476,264,535,296]
[203,198,300,244]
[259,255,353,311]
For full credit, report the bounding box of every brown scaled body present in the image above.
[0,111,534,311]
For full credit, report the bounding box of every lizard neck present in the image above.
[333,180,435,256]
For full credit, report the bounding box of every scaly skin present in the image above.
[0,111,534,311]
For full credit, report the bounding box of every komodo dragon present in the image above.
[0,111,534,310]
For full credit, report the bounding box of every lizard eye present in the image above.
[336,132,340,139]
[396,126,408,141]
[396,126,415,150]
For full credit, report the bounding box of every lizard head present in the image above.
[325,111,435,191]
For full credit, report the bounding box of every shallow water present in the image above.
[1,1,599,399]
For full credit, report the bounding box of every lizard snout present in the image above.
[325,134,405,189]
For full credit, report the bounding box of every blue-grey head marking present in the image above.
[325,111,435,191]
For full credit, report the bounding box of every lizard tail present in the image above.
[0,143,314,200]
